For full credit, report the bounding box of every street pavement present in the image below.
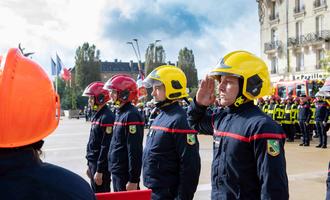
[43,118,330,200]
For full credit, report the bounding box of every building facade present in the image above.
[257,0,330,82]
[100,59,145,82]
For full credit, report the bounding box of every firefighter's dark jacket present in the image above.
[86,105,115,173]
[143,102,201,200]
[108,102,144,183]
[0,149,95,200]
[315,101,329,122]
[297,102,312,122]
[187,100,289,200]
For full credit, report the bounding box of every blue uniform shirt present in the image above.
[0,149,95,200]
[86,105,115,173]
[108,102,144,183]
[188,100,289,200]
[143,102,201,200]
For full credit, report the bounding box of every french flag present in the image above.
[56,54,71,81]
[137,69,146,98]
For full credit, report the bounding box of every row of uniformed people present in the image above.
[83,67,201,200]
[257,94,329,148]
[82,50,290,200]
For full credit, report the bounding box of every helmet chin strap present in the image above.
[155,99,175,108]
[232,78,248,107]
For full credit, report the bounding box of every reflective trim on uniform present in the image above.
[214,131,286,142]
[151,126,198,134]
[91,121,114,127]
[114,121,144,126]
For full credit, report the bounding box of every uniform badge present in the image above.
[267,139,280,156]
[106,127,112,134]
[129,125,137,134]
[187,134,196,145]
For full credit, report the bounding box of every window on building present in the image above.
[270,1,278,20]
[316,15,324,35]
[316,49,325,69]
[288,86,294,96]
[278,85,287,98]
[271,57,278,74]
[295,0,304,11]
[296,83,306,97]
[296,52,304,71]
[296,21,303,44]
[271,28,278,43]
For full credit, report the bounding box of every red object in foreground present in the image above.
[96,189,152,200]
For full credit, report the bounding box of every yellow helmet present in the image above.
[143,65,188,100]
[210,50,271,100]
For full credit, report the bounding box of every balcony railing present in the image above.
[288,30,330,47]
[294,5,305,13]
[264,40,282,53]
[314,0,327,8]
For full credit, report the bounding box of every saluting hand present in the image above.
[94,172,103,186]
[196,75,216,106]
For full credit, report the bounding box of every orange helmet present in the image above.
[103,74,138,103]
[0,48,60,148]
[83,81,109,105]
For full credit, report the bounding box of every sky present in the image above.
[0,0,261,79]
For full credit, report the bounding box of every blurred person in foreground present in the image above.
[0,48,95,199]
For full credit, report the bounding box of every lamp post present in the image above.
[126,41,139,64]
[127,39,147,100]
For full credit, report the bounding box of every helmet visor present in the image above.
[142,77,163,88]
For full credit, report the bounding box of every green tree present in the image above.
[53,77,65,99]
[145,44,166,75]
[75,42,101,90]
[177,47,198,89]
[321,50,330,74]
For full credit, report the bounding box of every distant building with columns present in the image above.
[99,59,145,82]
[256,0,329,82]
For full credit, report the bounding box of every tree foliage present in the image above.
[75,42,101,90]
[145,44,166,75]
[177,47,198,89]
[321,50,330,73]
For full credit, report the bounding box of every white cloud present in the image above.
[0,0,260,79]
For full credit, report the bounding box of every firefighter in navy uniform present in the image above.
[0,48,95,200]
[187,51,289,199]
[103,74,144,192]
[267,95,280,123]
[293,97,301,138]
[262,97,270,114]
[142,66,201,200]
[282,96,296,142]
[314,94,329,148]
[298,95,312,146]
[83,81,115,192]
[310,98,317,138]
